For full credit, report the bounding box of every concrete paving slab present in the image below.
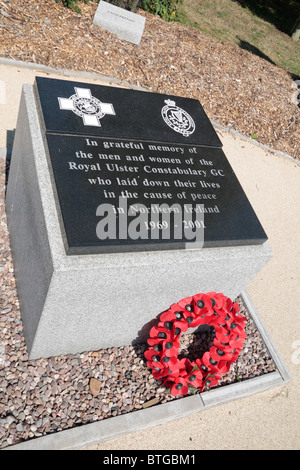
[85,131,299,451]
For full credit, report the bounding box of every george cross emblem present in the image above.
[58,87,115,127]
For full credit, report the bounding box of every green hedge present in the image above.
[55,0,183,21]
[55,0,90,15]
[140,0,182,21]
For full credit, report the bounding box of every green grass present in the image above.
[178,0,300,76]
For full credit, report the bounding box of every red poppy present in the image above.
[209,345,235,363]
[161,340,181,358]
[201,374,219,390]
[223,296,233,314]
[225,317,246,337]
[148,325,173,343]
[205,291,225,310]
[213,359,231,379]
[214,328,232,343]
[151,364,170,380]
[213,336,232,353]
[199,351,228,382]
[228,330,247,351]
[144,347,162,368]
[159,307,189,334]
[147,327,181,358]
[170,377,189,396]
[170,298,201,329]
[177,357,194,375]
[185,361,204,388]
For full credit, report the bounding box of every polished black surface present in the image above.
[36,77,223,148]
[45,134,267,255]
[36,76,267,254]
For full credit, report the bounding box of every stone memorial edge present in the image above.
[5,83,272,359]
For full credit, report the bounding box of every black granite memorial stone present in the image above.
[36,77,222,147]
[35,77,267,255]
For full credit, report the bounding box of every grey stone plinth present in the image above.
[93,1,145,45]
[5,84,273,360]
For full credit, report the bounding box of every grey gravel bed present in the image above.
[0,157,276,449]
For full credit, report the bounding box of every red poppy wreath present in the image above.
[145,292,247,396]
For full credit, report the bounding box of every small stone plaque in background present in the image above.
[93,0,146,45]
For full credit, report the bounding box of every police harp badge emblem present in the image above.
[161,99,195,137]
